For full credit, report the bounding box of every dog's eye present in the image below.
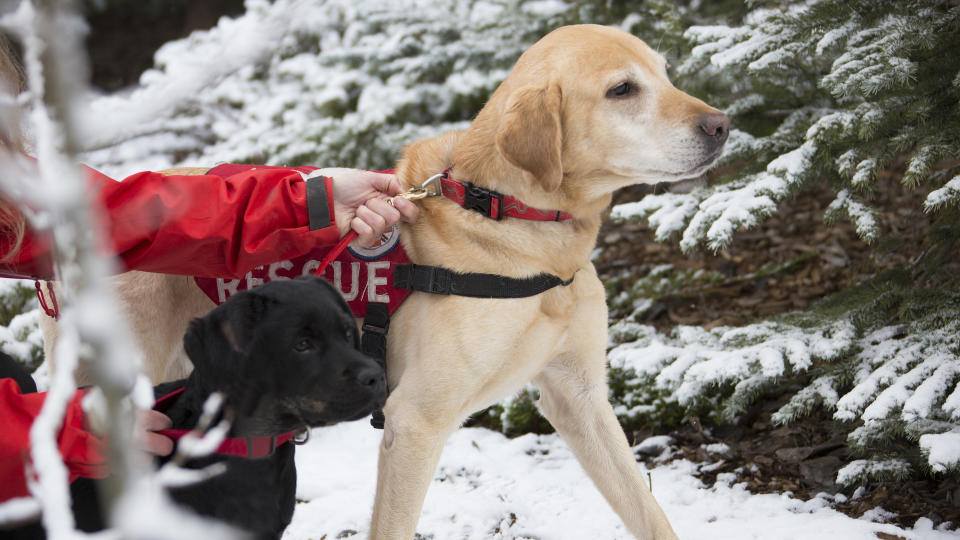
[606,82,635,99]
[293,338,315,353]
[341,321,355,341]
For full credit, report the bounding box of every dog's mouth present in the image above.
[671,148,725,179]
[289,392,386,428]
[695,151,723,172]
[641,148,725,195]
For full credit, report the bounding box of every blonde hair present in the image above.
[0,32,26,262]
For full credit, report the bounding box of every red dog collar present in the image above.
[436,167,573,222]
[153,387,299,459]
[306,167,573,277]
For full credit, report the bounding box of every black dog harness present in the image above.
[363,266,576,429]
[393,265,574,298]
[357,167,577,429]
[152,385,302,459]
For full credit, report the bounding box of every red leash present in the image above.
[313,230,358,277]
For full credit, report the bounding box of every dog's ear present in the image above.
[495,83,563,193]
[183,317,216,373]
[183,314,222,380]
[217,292,273,353]
[183,292,273,374]
[332,293,361,351]
[184,314,247,378]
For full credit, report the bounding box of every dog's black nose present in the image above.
[343,364,385,388]
[698,113,730,146]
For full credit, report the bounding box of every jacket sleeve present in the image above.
[0,167,339,280]
[0,378,107,502]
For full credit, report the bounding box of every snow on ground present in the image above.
[284,420,951,540]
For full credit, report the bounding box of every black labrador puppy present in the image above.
[11,276,385,539]
[154,275,386,537]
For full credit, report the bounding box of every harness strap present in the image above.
[394,264,574,298]
[361,303,390,430]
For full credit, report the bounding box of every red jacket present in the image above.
[0,165,339,501]
[0,379,105,501]
[1,165,337,280]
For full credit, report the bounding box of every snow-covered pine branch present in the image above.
[78,0,576,177]
[613,0,960,251]
[593,294,960,482]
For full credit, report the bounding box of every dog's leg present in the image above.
[368,383,459,540]
[533,348,679,540]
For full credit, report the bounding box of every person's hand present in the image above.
[133,409,174,457]
[317,168,420,247]
[82,390,174,456]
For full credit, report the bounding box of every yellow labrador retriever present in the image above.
[43,24,728,539]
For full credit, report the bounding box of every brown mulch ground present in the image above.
[594,168,960,532]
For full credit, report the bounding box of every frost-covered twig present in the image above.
[0,496,41,527]
[1,2,234,537]
[2,2,92,535]
[157,392,231,489]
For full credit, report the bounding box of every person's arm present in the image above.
[0,167,416,280]
[0,378,107,502]
[0,167,335,280]
[101,167,340,279]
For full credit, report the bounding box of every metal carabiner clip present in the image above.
[419,172,444,197]
[293,428,310,445]
[390,172,446,205]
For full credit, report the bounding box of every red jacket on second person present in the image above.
[0,379,105,501]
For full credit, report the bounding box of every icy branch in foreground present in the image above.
[1,2,86,535]
[0,496,41,527]
[1,2,240,538]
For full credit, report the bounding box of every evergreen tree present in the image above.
[609,0,960,483]
[79,0,700,176]
[627,0,960,251]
